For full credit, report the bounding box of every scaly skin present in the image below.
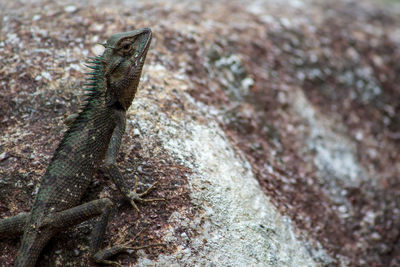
[0,28,159,266]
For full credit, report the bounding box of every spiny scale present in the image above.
[80,56,104,104]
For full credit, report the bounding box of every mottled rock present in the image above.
[1,0,400,266]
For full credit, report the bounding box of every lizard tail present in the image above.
[14,229,53,267]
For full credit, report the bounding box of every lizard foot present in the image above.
[92,230,165,266]
[128,175,164,213]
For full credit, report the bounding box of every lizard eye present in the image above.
[120,41,131,52]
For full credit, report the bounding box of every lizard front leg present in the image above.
[103,109,163,213]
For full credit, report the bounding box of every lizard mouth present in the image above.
[131,28,152,67]
[139,28,152,53]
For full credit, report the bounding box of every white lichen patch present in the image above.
[291,89,367,184]
[290,88,370,215]
[160,122,317,266]
[130,83,320,266]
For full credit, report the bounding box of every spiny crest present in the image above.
[82,55,104,102]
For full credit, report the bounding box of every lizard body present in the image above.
[0,28,156,266]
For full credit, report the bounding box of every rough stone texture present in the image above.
[1,0,400,266]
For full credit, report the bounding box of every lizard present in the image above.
[0,28,160,266]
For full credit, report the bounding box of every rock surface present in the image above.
[1,0,400,266]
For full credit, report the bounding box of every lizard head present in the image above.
[101,28,152,110]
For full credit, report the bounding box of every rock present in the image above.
[1,0,400,266]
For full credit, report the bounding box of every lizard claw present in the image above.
[128,176,164,213]
[129,199,141,214]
